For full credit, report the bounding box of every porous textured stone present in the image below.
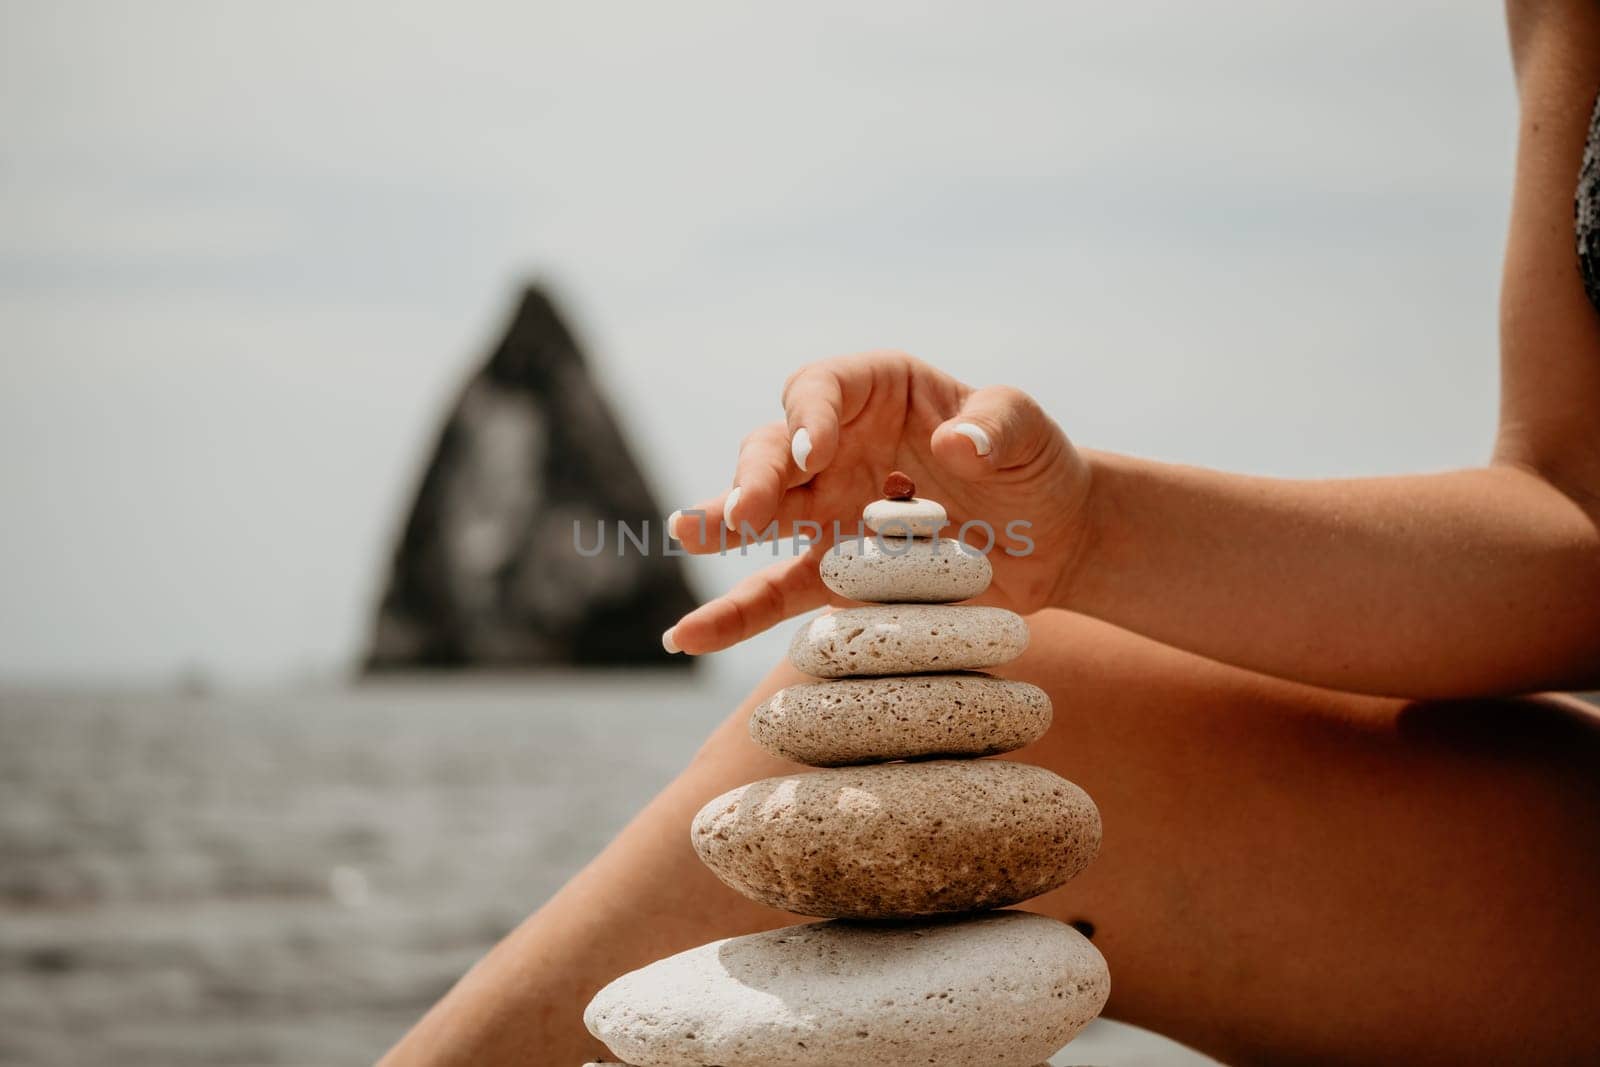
[750,673,1050,766]
[820,536,991,604]
[789,605,1028,677]
[691,760,1100,918]
[862,496,947,537]
[583,911,1109,1067]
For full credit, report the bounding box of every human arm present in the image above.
[669,2,1600,697]
[1059,0,1600,697]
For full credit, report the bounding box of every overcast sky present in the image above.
[0,1,1518,685]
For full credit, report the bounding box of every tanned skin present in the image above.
[384,4,1600,1063]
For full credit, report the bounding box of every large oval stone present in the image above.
[692,759,1099,918]
[788,605,1027,677]
[820,536,991,603]
[584,911,1109,1067]
[750,673,1051,766]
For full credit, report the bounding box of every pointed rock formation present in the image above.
[365,286,697,671]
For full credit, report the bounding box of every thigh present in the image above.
[1002,610,1600,1066]
[389,610,1600,1066]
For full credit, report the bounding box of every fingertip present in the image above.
[790,427,812,473]
[951,421,992,457]
[942,385,1050,471]
[668,602,734,656]
[931,420,996,477]
[783,367,844,475]
[730,475,788,536]
[794,421,839,476]
[723,485,743,531]
[670,505,723,553]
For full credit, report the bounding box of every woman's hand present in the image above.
[664,351,1091,654]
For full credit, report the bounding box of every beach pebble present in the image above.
[820,536,991,603]
[691,760,1099,918]
[789,605,1027,677]
[584,911,1109,1067]
[751,673,1050,766]
[881,469,917,499]
[862,496,946,537]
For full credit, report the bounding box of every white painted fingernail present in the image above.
[952,422,992,457]
[724,485,743,531]
[661,628,681,654]
[790,427,812,472]
[666,509,683,539]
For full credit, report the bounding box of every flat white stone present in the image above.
[820,536,991,603]
[584,911,1109,1066]
[789,605,1028,677]
[862,496,946,537]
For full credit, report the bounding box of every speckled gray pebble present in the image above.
[789,605,1028,677]
[820,536,991,603]
[862,496,947,537]
[751,673,1050,766]
[584,911,1109,1067]
[692,759,1100,918]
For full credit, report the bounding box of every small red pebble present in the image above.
[881,470,916,500]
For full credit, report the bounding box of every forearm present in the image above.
[1064,452,1600,697]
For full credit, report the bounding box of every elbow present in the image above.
[1494,423,1600,522]
[1531,521,1600,693]
[1478,457,1600,693]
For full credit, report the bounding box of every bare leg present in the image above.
[382,611,1600,1066]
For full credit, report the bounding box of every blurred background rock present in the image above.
[365,286,697,671]
[0,1,1521,1063]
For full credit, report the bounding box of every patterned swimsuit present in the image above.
[1578,90,1600,314]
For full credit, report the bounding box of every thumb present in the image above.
[931,385,1056,476]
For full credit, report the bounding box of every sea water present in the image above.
[0,676,1210,1066]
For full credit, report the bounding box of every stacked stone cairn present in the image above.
[583,473,1109,1066]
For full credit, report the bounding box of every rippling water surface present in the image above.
[0,677,1210,1066]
